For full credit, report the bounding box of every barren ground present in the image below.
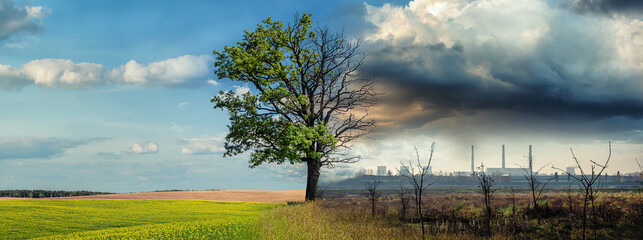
[0,190,305,203]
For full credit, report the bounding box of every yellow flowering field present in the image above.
[0,200,280,239]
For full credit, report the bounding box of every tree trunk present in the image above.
[305,159,321,201]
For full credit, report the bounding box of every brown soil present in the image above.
[29,190,305,203]
[0,197,23,200]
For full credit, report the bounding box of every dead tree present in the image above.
[553,142,611,240]
[363,176,382,218]
[475,163,495,235]
[523,164,553,222]
[636,157,642,196]
[399,143,435,240]
[564,184,577,215]
[396,181,411,220]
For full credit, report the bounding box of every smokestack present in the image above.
[502,145,505,169]
[529,145,533,174]
[471,145,475,174]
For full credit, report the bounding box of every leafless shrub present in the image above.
[553,142,611,240]
[475,163,495,235]
[523,164,553,222]
[396,181,411,220]
[399,143,435,240]
[364,177,382,218]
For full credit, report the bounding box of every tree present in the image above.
[522,156,552,223]
[396,181,411,220]
[553,142,611,240]
[475,163,495,236]
[212,13,376,201]
[399,143,435,240]
[363,176,382,218]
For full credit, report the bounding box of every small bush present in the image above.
[453,201,467,211]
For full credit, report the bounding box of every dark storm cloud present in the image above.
[0,137,104,160]
[350,0,643,135]
[561,0,643,17]
[363,40,642,128]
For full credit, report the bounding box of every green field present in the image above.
[0,200,280,240]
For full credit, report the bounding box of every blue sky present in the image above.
[1,0,641,192]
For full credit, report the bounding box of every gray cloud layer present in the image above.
[561,0,643,17]
[0,137,103,160]
[0,0,47,42]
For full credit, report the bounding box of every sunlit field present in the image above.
[0,200,279,240]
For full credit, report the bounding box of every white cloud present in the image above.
[3,40,29,48]
[0,64,32,90]
[169,122,188,132]
[214,84,251,100]
[0,0,48,42]
[614,19,643,70]
[207,79,219,86]
[25,6,46,18]
[177,102,190,108]
[0,54,213,90]
[123,142,159,154]
[22,59,107,89]
[179,137,225,154]
[110,55,213,86]
[365,0,551,55]
[233,84,250,97]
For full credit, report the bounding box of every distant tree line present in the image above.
[0,190,112,198]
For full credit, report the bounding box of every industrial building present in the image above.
[377,166,387,176]
[394,165,431,176]
[566,167,576,175]
[485,145,530,176]
[367,144,577,178]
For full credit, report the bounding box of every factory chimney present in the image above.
[502,145,505,169]
[471,145,475,174]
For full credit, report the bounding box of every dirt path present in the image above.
[19,190,305,203]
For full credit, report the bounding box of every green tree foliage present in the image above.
[212,13,376,200]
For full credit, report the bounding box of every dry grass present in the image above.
[256,201,425,240]
[256,191,642,239]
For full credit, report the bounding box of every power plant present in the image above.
[372,144,544,177]
[486,145,530,176]
[471,145,475,174]
[325,144,641,190]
